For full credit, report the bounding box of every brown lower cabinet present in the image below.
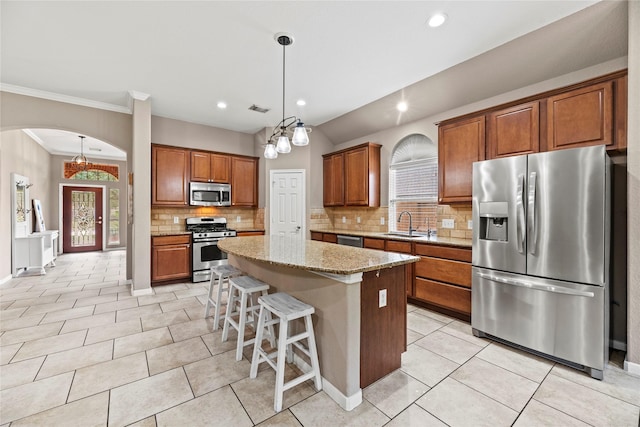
[236,231,265,237]
[412,243,472,320]
[311,231,473,319]
[310,231,338,243]
[151,235,191,284]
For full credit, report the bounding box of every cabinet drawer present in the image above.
[364,238,385,250]
[152,235,190,246]
[310,232,323,241]
[385,240,412,254]
[322,233,337,244]
[415,278,471,315]
[237,231,264,237]
[415,256,471,288]
[414,244,471,262]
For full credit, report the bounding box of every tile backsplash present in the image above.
[151,207,263,233]
[152,204,471,239]
[311,207,389,233]
[436,204,472,240]
[310,204,472,240]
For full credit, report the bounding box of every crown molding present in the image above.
[128,90,150,101]
[0,83,131,114]
[22,129,46,147]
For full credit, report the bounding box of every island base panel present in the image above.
[360,266,406,388]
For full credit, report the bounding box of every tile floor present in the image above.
[1,250,639,426]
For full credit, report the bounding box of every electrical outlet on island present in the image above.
[378,289,387,308]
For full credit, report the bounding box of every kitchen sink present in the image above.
[384,232,429,238]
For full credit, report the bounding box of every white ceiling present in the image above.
[1,1,628,156]
[22,129,127,161]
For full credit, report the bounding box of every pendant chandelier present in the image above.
[71,135,90,170]
[264,33,310,159]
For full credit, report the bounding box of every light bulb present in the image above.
[428,13,447,27]
[264,142,278,159]
[292,121,309,146]
[276,135,291,153]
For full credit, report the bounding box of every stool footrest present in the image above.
[283,371,317,392]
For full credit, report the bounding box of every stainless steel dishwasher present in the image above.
[336,235,364,248]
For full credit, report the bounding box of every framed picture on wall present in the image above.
[33,199,46,232]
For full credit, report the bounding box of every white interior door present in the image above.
[270,170,305,238]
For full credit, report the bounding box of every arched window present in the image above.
[389,134,438,235]
[64,162,119,181]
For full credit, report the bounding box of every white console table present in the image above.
[14,230,59,275]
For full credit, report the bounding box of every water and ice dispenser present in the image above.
[478,202,508,241]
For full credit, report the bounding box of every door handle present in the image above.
[527,172,537,255]
[296,226,301,231]
[515,174,525,254]
[97,221,103,225]
[475,272,595,297]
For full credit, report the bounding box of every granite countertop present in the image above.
[219,235,419,275]
[151,231,192,237]
[309,228,472,248]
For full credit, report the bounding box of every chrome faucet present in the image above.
[397,211,416,236]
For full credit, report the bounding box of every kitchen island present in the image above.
[218,235,418,410]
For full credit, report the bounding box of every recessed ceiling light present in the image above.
[217,101,227,109]
[397,101,408,112]
[428,13,447,28]
[296,99,306,106]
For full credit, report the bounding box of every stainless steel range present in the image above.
[186,217,237,283]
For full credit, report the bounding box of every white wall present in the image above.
[0,130,53,279]
[625,0,639,369]
[332,57,628,206]
[151,116,255,156]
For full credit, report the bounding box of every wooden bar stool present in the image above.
[250,292,322,412]
[222,275,276,361]
[204,264,244,330]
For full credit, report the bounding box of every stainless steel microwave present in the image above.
[190,182,231,206]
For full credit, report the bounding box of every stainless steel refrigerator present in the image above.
[471,145,610,379]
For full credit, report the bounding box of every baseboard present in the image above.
[292,353,362,411]
[624,357,640,377]
[0,274,13,286]
[321,377,362,411]
[130,286,153,296]
[610,339,627,351]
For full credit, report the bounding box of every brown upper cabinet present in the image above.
[487,101,540,159]
[322,142,381,207]
[231,155,259,207]
[323,153,344,207]
[345,144,381,206]
[438,115,485,204]
[190,151,230,183]
[437,70,627,203]
[151,145,189,206]
[547,81,613,151]
[614,75,627,150]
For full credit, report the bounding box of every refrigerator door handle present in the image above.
[516,173,526,253]
[527,171,537,255]
[475,272,595,297]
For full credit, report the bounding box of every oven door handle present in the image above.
[194,238,221,244]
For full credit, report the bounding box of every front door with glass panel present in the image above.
[63,186,103,252]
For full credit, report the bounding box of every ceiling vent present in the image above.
[249,104,270,113]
